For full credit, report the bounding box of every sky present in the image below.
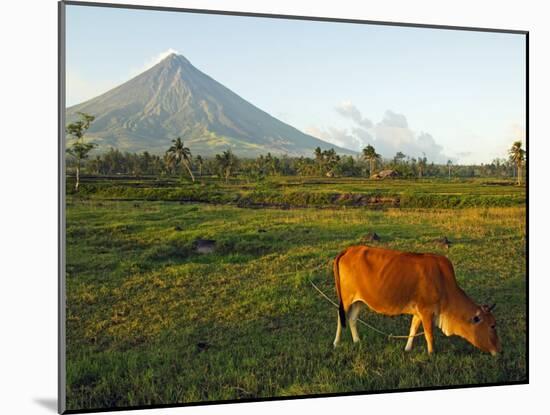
[66,4,526,164]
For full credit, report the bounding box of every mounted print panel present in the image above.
[59,1,528,413]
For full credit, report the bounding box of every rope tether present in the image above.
[309,279,425,340]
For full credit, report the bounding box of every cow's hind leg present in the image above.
[404,315,422,352]
[349,302,363,343]
[333,311,343,348]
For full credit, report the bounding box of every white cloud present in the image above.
[351,127,373,143]
[304,126,325,139]
[306,126,364,151]
[129,48,180,78]
[372,120,446,162]
[310,104,451,163]
[335,101,373,129]
[378,110,408,128]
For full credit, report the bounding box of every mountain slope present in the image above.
[66,53,355,157]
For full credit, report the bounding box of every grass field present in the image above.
[65,178,527,411]
[74,176,526,208]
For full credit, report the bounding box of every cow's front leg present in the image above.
[405,315,422,352]
[420,310,435,354]
[349,302,362,343]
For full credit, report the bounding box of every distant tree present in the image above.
[141,151,152,175]
[418,154,428,178]
[269,154,282,176]
[362,145,381,177]
[254,154,269,178]
[215,150,239,182]
[409,157,417,173]
[314,147,324,175]
[88,155,102,175]
[334,155,360,177]
[393,151,406,164]
[322,148,340,177]
[296,156,317,176]
[167,137,194,182]
[263,153,282,176]
[196,155,204,178]
[65,146,527,181]
[163,152,175,175]
[508,141,526,185]
[66,112,96,191]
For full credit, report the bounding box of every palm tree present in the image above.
[418,154,427,178]
[362,145,381,177]
[323,148,340,177]
[314,147,323,176]
[163,152,175,175]
[215,150,239,182]
[447,160,453,180]
[166,137,194,182]
[393,151,406,164]
[508,141,526,185]
[196,155,204,178]
[314,147,323,161]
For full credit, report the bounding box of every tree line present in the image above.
[66,112,527,189]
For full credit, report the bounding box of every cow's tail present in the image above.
[333,249,348,328]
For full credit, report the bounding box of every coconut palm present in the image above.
[167,137,194,182]
[215,150,239,182]
[393,151,406,164]
[417,155,428,178]
[314,147,324,176]
[196,155,204,178]
[447,159,453,180]
[362,145,381,177]
[163,152,175,175]
[508,141,526,185]
[323,148,340,177]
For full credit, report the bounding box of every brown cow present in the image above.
[333,245,501,355]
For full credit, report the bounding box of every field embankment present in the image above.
[70,176,526,209]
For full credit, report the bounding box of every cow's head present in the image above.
[464,303,501,356]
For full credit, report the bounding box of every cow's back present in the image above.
[337,246,447,316]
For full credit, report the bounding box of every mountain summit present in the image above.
[66,53,354,157]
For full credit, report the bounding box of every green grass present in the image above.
[65,188,527,411]
[72,176,526,209]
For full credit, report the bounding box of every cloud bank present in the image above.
[335,101,373,129]
[308,102,450,163]
[130,48,180,77]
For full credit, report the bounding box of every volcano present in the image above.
[66,53,354,157]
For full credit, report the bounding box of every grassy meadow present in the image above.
[65,177,527,410]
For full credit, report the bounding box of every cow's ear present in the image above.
[481,303,496,313]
